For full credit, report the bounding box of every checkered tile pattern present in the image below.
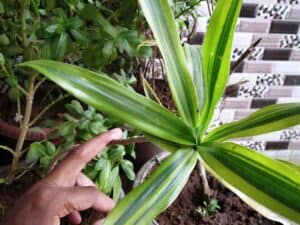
[146,1,300,163]
[210,1,300,163]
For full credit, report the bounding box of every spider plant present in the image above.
[20,0,300,224]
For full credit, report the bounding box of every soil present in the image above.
[135,79,176,112]
[0,172,40,223]
[156,168,282,225]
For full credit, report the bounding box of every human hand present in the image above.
[4,128,123,225]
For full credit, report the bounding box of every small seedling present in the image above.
[196,199,221,217]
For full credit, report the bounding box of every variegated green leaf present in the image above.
[103,149,198,225]
[205,103,300,142]
[200,0,243,137]
[198,142,300,224]
[184,44,206,116]
[20,60,195,145]
[139,0,200,127]
[277,159,300,172]
[145,134,183,153]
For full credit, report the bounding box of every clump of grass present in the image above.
[196,199,221,217]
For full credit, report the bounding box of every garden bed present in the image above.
[156,169,281,225]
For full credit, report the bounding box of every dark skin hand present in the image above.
[3,128,123,225]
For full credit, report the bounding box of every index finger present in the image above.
[47,128,122,186]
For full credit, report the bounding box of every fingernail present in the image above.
[109,128,123,138]
[94,219,105,225]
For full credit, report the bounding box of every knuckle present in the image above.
[70,147,87,159]
[86,186,99,195]
[31,188,54,208]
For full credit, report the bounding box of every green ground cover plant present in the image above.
[21,0,300,224]
[26,100,136,200]
[0,0,149,184]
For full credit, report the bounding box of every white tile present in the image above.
[218,109,236,123]
[223,98,251,109]
[244,61,273,73]
[195,17,208,33]
[238,19,271,33]
[290,141,300,149]
[266,87,293,97]
[264,150,300,164]
[234,109,256,120]
[277,97,300,103]
[233,33,253,48]
[243,0,277,4]
[292,87,300,97]
[253,131,282,141]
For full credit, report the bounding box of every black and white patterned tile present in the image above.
[280,34,300,48]
[256,3,291,19]
[148,1,300,159]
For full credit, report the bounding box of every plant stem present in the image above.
[197,161,212,198]
[231,38,262,74]
[1,65,24,124]
[109,136,147,146]
[34,77,47,93]
[17,85,30,97]
[29,94,69,127]
[7,72,37,184]
[175,0,202,18]
[206,0,212,16]
[20,0,28,48]
[0,145,16,157]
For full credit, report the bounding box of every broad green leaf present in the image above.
[139,0,200,127]
[20,60,195,145]
[26,142,45,163]
[81,5,117,38]
[58,121,75,136]
[183,44,205,116]
[200,0,243,137]
[0,52,5,66]
[198,142,300,224]
[52,32,68,61]
[45,142,56,155]
[103,149,198,225]
[113,174,122,202]
[205,103,300,142]
[65,100,84,116]
[97,160,112,194]
[107,146,125,163]
[121,160,135,181]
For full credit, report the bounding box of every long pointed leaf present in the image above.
[205,103,300,142]
[20,60,195,145]
[198,142,300,224]
[139,0,200,127]
[103,149,198,225]
[277,160,300,172]
[145,134,183,153]
[200,0,243,137]
[184,44,206,116]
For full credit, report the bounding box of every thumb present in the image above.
[56,186,115,218]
